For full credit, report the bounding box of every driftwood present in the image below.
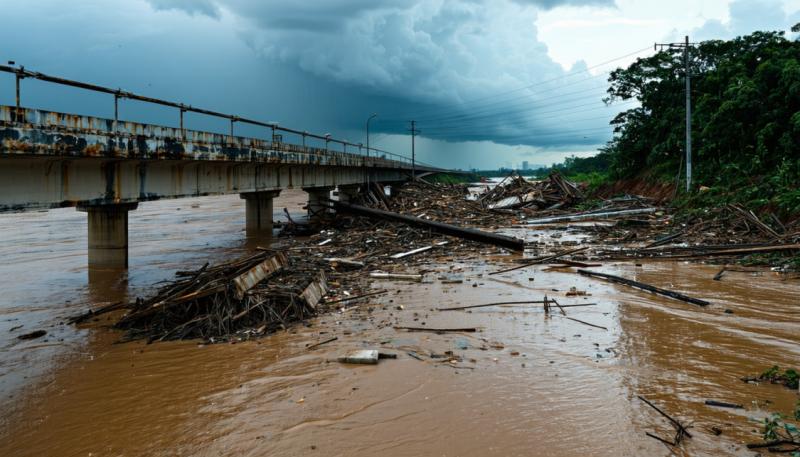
[577,269,709,307]
[490,246,589,275]
[638,395,693,445]
[394,326,477,333]
[334,200,525,251]
[438,301,597,311]
[564,316,606,330]
[306,336,338,350]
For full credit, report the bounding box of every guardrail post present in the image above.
[15,69,21,110]
[179,105,185,140]
[113,93,119,135]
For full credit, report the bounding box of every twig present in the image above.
[306,336,338,350]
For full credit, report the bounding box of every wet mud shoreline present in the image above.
[1,185,799,456]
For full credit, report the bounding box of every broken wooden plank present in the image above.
[334,201,525,251]
[578,269,709,307]
[370,272,423,282]
[338,349,379,364]
[325,257,365,269]
[301,271,328,309]
[233,252,288,299]
[390,241,449,259]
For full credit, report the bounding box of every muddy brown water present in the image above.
[1,193,798,456]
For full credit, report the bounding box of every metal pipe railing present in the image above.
[0,64,437,168]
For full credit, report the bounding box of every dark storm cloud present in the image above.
[143,0,620,148]
[148,0,221,17]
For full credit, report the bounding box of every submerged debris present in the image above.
[112,251,331,343]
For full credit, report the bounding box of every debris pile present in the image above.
[112,251,329,343]
[478,171,584,211]
[356,180,501,226]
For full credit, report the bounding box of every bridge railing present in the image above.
[0,65,439,169]
[1,105,437,169]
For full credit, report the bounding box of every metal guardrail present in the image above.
[0,64,438,169]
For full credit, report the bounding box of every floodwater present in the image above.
[1,194,799,456]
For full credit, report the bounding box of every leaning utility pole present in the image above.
[656,35,694,191]
[408,120,420,179]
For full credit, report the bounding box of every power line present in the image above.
[384,46,650,118]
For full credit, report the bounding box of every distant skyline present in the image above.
[1,0,798,168]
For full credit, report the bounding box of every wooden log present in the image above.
[370,272,423,281]
[577,269,709,307]
[334,201,525,251]
[394,326,477,333]
[704,400,743,409]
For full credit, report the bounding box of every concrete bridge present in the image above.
[0,67,443,269]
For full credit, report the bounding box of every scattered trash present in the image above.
[338,349,379,364]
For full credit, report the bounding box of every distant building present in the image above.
[522,161,529,170]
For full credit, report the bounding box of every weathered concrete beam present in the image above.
[0,157,407,212]
[77,202,138,269]
[240,190,281,237]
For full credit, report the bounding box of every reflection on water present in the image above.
[0,193,798,456]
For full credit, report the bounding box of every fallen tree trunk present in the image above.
[334,201,525,251]
[577,269,710,307]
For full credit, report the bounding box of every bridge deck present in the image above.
[0,106,433,211]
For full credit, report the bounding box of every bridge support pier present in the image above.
[335,184,362,204]
[304,187,333,226]
[240,190,281,237]
[78,202,138,269]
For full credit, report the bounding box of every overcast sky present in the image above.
[0,0,797,169]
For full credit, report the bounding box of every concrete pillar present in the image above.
[240,190,281,237]
[304,187,333,225]
[78,202,138,269]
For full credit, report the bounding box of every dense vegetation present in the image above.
[559,29,800,217]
